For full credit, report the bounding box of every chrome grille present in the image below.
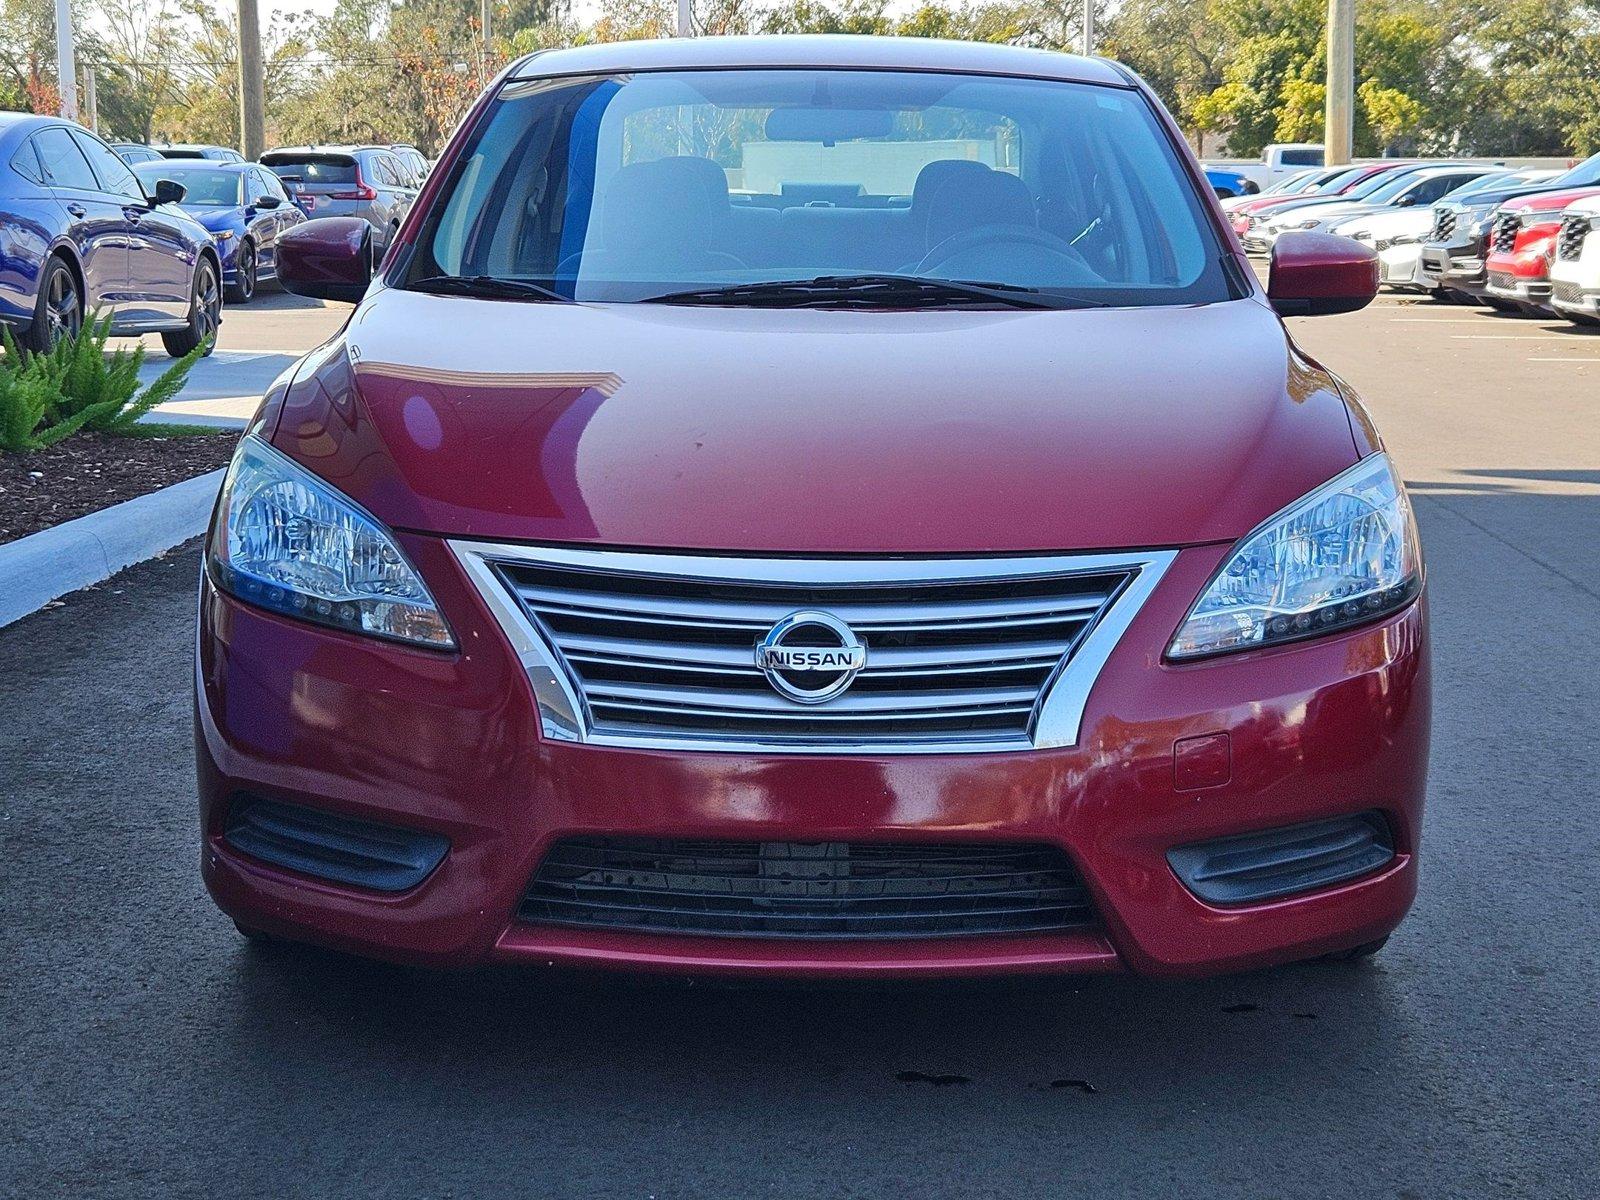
[452,544,1174,754]
[1430,206,1456,242]
[1490,212,1519,254]
[1486,270,1516,292]
[1557,214,1589,261]
[1552,280,1585,306]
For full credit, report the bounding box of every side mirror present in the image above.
[152,178,187,206]
[278,217,373,303]
[1267,231,1378,317]
[253,194,282,210]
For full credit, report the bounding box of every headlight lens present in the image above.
[213,230,235,241]
[207,436,455,649]
[1168,453,1421,660]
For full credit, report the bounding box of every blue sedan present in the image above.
[132,161,305,304]
[0,112,221,356]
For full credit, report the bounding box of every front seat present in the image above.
[568,157,746,280]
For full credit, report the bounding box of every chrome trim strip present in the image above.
[447,541,1177,756]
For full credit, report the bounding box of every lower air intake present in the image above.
[225,795,449,892]
[522,838,1096,939]
[1167,811,1394,905]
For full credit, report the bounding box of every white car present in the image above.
[1330,208,1436,292]
[1550,194,1600,325]
[1255,165,1492,252]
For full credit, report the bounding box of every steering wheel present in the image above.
[914,224,1095,279]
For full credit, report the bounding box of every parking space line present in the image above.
[1451,334,1576,340]
[1526,357,1600,363]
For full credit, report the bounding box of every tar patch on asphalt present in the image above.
[896,1071,970,1086]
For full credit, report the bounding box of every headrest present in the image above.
[923,168,1037,249]
[599,157,728,251]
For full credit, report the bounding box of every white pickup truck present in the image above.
[1204,143,1326,192]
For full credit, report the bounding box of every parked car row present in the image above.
[1226,152,1600,327]
[0,114,223,356]
[0,122,435,357]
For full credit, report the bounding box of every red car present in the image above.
[197,36,1428,979]
[1484,187,1600,313]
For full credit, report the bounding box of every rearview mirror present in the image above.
[151,178,186,206]
[1267,231,1378,317]
[277,217,372,303]
[764,107,895,143]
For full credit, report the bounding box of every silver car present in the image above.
[260,145,419,250]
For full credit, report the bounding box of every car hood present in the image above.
[189,207,243,233]
[269,291,1362,554]
[1271,199,1381,227]
[1346,208,1433,236]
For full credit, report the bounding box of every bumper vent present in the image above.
[521,838,1096,939]
[1557,214,1588,261]
[1552,280,1586,306]
[1167,811,1394,905]
[224,795,449,892]
[1486,270,1516,293]
[453,544,1171,755]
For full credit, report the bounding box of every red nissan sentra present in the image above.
[196,36,1428,978]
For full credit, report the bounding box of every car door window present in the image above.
[10,138,45,185]
[33,127,101,192]
[72,130,145,202]
[259,169,290,202]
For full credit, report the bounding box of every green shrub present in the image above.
[0,316,207,452]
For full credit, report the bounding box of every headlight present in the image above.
[207,436,455,649]
[1168,453,1421,660]
[1389,233,1420,246]
[1291,217,1323,230]
[1344,229,1371,242]
[213,230,235,241]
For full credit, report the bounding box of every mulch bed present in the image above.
[0,431,240,546]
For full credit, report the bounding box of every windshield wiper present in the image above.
[407,275,572,303]
[638,274,1107,311]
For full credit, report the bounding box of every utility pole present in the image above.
[676,0,692,37]
[54,0,77,121]
[1081,0,1094,56]
[480,0,492,71]
[82,65,98,133]
[237,0,266,159]
[1325,0,1355,165]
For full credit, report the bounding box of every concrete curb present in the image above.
[0,468,224,628]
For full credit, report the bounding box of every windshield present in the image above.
[1343,168,1415,200]
[1362,170,1439,204]
[1551,151,1600,188]
[134,165,239,205]
[403,68,1235,307]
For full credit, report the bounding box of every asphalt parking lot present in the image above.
[3,293,1598,1199]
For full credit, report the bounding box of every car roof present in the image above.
[265,145,389,155]
[509,35,1130,87]
[133,160,252,173]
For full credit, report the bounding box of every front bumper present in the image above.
[1420,239,1487,292]
[196,536,1431,979]
[1549,254,1600,319]
[1377,243,1425,289]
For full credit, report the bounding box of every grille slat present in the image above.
[522,838,1098,939]
[489,556,1135,748]
[1490,212,1519,254]
[1557,214,1589,262]
[1429,206,1456,242]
